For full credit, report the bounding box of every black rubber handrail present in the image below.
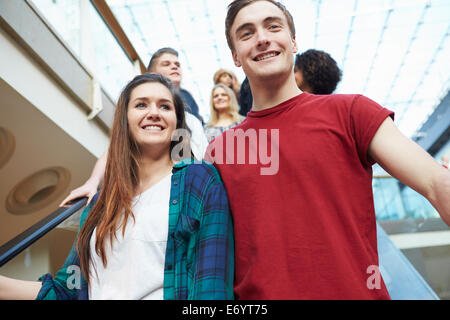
[0,197,87,267]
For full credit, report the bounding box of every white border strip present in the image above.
[389,231,450,249]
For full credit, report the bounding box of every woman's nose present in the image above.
[145,103,161,119]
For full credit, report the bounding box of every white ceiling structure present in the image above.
[106,0,450,137]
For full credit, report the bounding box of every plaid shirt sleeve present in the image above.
[190,175,234,299]
[36,200,92,300]
[167,161,234,300]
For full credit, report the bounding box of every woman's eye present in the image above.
[136,102,146,108]
[160,104,171,110]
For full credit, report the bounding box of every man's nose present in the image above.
[256,29,270,49]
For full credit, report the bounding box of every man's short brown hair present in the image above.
[147,47,179,72]
[225,0,296,51]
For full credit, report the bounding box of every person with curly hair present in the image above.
[294,49,342,94]
[213,68,242,101]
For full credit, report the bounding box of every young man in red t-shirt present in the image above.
[206,0,450,299]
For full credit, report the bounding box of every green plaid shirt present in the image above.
[36,160,234,300]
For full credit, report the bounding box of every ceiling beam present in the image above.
[90,0,146,74]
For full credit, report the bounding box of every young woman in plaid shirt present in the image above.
[0,73,234,300]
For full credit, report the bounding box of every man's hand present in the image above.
[60,151,108,207]
[59,178,99,207]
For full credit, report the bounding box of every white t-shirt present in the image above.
[185,112,208,160]
[88,173,172,300]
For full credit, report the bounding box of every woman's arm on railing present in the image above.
[0,198,94,300]
[0,275,41,300]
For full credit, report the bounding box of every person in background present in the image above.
[294,49,342,95]
[204,83,244,142]
[213,68,241,102]
[149,47,204,124]
[0,73,234,300]
[238,76,253,117]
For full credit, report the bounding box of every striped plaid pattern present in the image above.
[36,160,234,300]
[166,160,234,299]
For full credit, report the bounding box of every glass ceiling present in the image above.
[106,0,450,137]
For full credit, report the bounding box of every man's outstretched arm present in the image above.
[368,117,450,225]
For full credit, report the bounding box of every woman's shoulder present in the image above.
[174,159,222,184]
[235,115,245,125]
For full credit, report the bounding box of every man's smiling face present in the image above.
[230,1,297,82]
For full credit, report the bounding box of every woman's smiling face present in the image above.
[127,82,177,153]
[212,87,231,111]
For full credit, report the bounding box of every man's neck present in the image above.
[249,73,302,112]
[173,81,181,90]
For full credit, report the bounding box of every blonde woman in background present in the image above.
[213,69,241,101]
[204,83,243,143]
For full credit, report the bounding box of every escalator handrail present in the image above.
[0,197,87,267]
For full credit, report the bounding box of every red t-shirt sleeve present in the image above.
[350,95,395,167]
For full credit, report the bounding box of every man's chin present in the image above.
[168,77,181,88]
[255,69,287,82]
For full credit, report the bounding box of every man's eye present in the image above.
[269,25,281,30]
[240,31,252,39]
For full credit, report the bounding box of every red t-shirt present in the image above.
[206,92,393,299]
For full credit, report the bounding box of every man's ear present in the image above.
[232,50,242,68]
[291,35,298,54]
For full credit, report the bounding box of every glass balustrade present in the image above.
[372,176,440,221]
[0,226,77,283]
[30,0,136,101]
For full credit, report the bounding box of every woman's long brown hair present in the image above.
[76,73,190,284]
